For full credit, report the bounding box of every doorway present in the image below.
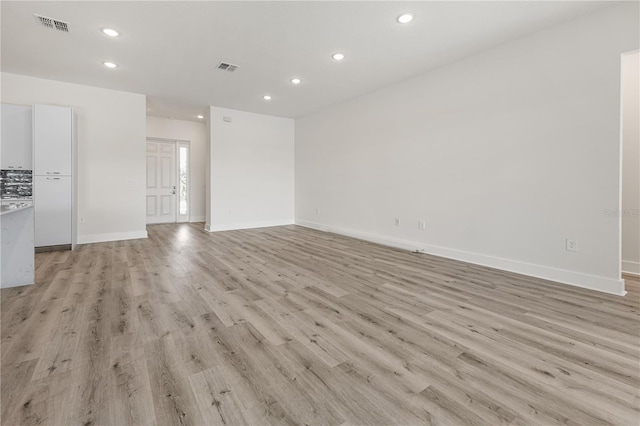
[146,139,190,224]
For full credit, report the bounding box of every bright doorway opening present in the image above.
[177,142,190,222]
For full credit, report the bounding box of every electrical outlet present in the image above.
[394,218,400,227]
[418,220,426,230]
[80,217,85,224]
[127,179,136,187]
[566,238,577,252]
[316,208,320,215]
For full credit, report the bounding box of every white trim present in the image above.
[190,216,206,223]
[206,219,294,232]
[620,50,640,281]
[78,230,148,244]
[618,52,625,286]
[622,260,640,275]
[296,219,627,296]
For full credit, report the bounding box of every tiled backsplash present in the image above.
[0,169,33,199]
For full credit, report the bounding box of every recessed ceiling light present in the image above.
[102,28,119,37]
[103,61,117,68]
[263,95,272,101]
[332,53,345,61]
[197,115,204,119]
[397,13,414,24]
[290,78,301,85]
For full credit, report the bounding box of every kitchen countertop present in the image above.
[1,202,34,288]
[0,203,33,216]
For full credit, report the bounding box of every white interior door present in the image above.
[146,141,176,224]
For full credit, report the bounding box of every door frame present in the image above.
[146,137,191,224]
[619,49,640,280]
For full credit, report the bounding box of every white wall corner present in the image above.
[208,106,294,233]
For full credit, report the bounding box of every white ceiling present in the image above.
[1,1,616,122]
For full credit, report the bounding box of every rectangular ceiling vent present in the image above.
[34,14,70,33]
[217,62,238,72]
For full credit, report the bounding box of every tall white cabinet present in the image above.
[33,105,76,249]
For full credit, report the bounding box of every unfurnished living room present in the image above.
[0,1,639,425]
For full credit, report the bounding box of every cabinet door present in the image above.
[34,175,72,247]
[1,104,33,170]
[34,105,72,175]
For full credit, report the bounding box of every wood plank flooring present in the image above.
[1,223,639,425]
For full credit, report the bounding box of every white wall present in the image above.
[1,73,147,243]
[146,116,207,222]
[622,51,640,276]
[295,3,639,295]
[207,106,294,231]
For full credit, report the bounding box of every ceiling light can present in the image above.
[291,78,301,84]
[103,61,117,68]
[397,13,414,24]
[263,95,272,101]
[102,28,119,37]
[332,53,345,61]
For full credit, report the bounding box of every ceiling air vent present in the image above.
[217,62,238,72]
[34,14,70,33]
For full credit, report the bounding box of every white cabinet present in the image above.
[1,104,33,170]
[34,105,72,175]
[33,104,76,249]
[34,176,72,247]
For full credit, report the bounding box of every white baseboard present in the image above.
[77,230,148,245]
[622,260,640,276]
[296,219,626,296]
[190,216,206,223]
[205,219,294,233]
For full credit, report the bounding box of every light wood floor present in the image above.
[1,224,639,426]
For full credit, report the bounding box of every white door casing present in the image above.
[146,141,176,224]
